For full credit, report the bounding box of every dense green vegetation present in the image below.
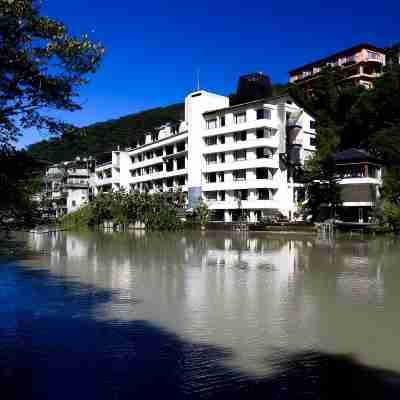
[58,191,186,231]
[0,0,103,228]
[0,0,104,147]
[290,54,400,228]
[0,148,45,229]
[27,103,184,163]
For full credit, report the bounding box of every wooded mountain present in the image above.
[26,103,184,163]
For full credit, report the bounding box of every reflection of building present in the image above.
[334,149,382,223]
[289,43,386,90]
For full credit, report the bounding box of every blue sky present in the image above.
[19,0,398,148]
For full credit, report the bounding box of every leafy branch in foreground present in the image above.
[0,0,105,146]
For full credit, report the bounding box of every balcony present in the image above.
[206,199,279,210]
[202,179,278,192]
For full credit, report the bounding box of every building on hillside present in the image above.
[118,81,316,222]
[334,149,382,223]
[42,160,91,217]
[289,43,386,90]
[91,151,122,195]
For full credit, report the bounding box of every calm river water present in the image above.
[1,230,400,399]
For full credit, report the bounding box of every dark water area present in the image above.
[1,231,400,399]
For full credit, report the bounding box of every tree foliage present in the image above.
[0,0,104,145]
[290,56,400,225]
[0,146,44,228]
[58,190,184,231]
[26,103,184,163]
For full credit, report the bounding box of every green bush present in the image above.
[58,191,182,231]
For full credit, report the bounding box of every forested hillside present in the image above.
[27,103,184,163]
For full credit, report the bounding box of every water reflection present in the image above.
[21,230,400,376]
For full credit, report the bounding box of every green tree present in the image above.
[0,0,104,146]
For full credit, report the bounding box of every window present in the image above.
[176,157,185,170]
[154,164,163,172]
[206,118,217,129]
[72,200,76,207]
[234,149,246,161]
[256,168,273,180]
[234,112,246,124]
[258,189,270,200]
[146,151,153,160]
[256,109,271,120]
[205,136,218,146]
[233,169,246,181]
[137,154,143,162]
[220,116,225,127]
[139,137,145,146]
[218,172,224,182]
[166,159,173,172]
[171,125,179,135]
[234,189,248,201]
[151,132,159,141]
[310,120,316,130]
[206,172,217,183]
[219,153,225,163]
[205,154,217,164]
[205,191,218,201]
[176,141,185,152]
[132,141,137,149]
[165,145,174,155]
[234,131,247,142]
[367,51,379,60]
[219,135,225,144]
[155,148,163,157]
[166,177,174,187]
[310,137,316,146]
[256,147,273,159]
[219,191,225,201]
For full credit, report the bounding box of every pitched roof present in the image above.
[333,148,381,163]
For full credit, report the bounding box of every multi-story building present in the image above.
[42,160,91,217]
[289,43,386,90]
[119,121,188,194]
[91,151,122,195]
[118,85,316,222]
[334,149,382,223]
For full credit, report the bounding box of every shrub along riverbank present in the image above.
[58,191,185,231]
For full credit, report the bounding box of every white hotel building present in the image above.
[115,89,316,222]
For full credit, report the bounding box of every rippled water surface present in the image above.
[2,231,400,398]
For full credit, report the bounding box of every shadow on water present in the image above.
[1,263,400,399]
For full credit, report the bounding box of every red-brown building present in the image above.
[289,43,386,90]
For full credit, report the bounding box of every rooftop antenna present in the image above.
[196,68,200,91]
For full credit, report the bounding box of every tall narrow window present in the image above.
[206,118,217,129]
[258,188,270,200]
[234,112,246,124]
[220,116,226,127]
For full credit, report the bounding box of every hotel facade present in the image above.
[114,89,316,222]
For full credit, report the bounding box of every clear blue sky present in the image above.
[18,0,398,148]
